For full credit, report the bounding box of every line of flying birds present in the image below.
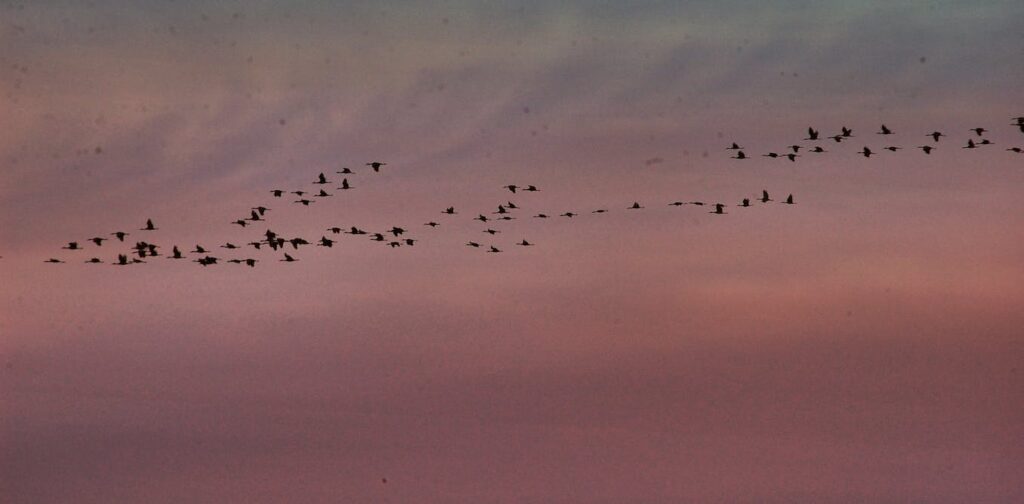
[726,116,1024,161]
[34,116,1022,267]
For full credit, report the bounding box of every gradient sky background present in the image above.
[2,1,1023,502]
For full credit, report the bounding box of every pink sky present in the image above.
[2,2,1023,502]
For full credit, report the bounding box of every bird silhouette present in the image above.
[141,219,157,231]
[524,185,540,192]
[466,241,481,248]
[928,131,945,142]
[760,190,772,203]
[366,162,386,172]
[857,147,873,158]
[487,246,501,253]
[424,221,440,227]
[740,198,751,207]
[809,146,826,153]
[918,145,935,154]
[483,228,500,235]
[505,184,519,193]
[337,167,353,174]
[89,237,107,246]
[442,207,457,215]
[85,257,102,264]
[314,172,329,185]
[970,127,987,136]
[517,240,534,246]
[1008,147,1023,153]
[628,202,643,209]
[727,142,743,150]
[711,204,726,214]
[315,189,332,197]
[533,213,549,219]
[281,253,297,262]
[883,146,901,152]
[45,258,64,264]
[294,199,314,206]
[338,178,352,190]
[841,126,854,137]
[785,153,799,162]
[560,212,577,218]
[62,242,81,250]
[805,127,819,140]
[878,124,893,135]
[784,194,795,204]
[963,139,977,149]
[593,208,609,213]
[317,237,335,247]
[270,189,284,197]
[169,246,184,259]
[111,231,129,242]
[731,150,747,159]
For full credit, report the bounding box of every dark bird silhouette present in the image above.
[232,219,248,227]
[169,246,184,259]
[270,189,284,197]
[809,146,826,153]
[281,253,297,262]
[327,227,343,234]
[62,241,81,250]
[928,131,945,142]
[248,210,263,221]
[337,167,353,174]
[318,237,335,247]
[45,258,64,264]
[244,258,257,268]
[338,178,352,190]
[90,237,107,246]
[593,208,609,213]
[288,238,310,249]
[963,139,977,149]
[1008,147,1023,153]
[785,153,799,162]
[628,202,643,209]
[292,190,307,197]
[442,207,457,215]
[111,231,129,242]
[740,198,751,207]
[483,228,500,235]
[878,124,893,135]
[784,194,795,204]
[560,212,577,218]
[711,204,726,215]
[366,162,386,172]
[828,134,845,142]
[314,172,329,185]
[506,201,519,209]
[504,184,519,193]
[517,240,534,246]
[731,150,747,159]
[370,233,385,242]
[248,241,263,250]
[760,190,772,203]
[533,213,549,218]
[404,239,417,246]
[918,145,935,154]
[857,147,873,158]
[294,199,314,206]
[192,245,208,254]
[221,243,238,249]
[970,127,987,136]
[389,227,406,237]
[979,139,993,146]
[315,189,332,197]
[387,241,401,248]
[346,226,368,235]
[141,219,157,231]
[194,256,217,267]
[493,205,508,214]
[841,126,854,137]
[763,152,780,158]
[487,246,501,253]
[805,127,819,140]
[85,257,102,264]
[668,202,684,207]
[727,142,743,150]
[789,145,801,153]
[883,146,901,152]
[115,254,130,266]
[686,201,706,206]
[524,185,540,192]
[466,241,480,248]
[424,221,440,227]
[475,214,489,223]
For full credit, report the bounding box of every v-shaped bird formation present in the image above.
[32,116,1023,268]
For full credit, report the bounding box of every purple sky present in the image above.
[2,1,1023,502]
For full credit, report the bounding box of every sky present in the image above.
[2,1,1023,502]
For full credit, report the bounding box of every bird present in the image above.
[928,131,945,142]
[389,227,406,236]
[506,201,519,209]
[523,185,540,192]
[710,203,726,214]
[731,150,747,159]
[370,233,386,242]
[466,241,480,248]
[115,254,130,266]
[270,189,284,197]
[809,146,826,153]
[474,214,489,223]
[315,189,332,197]
[244,258,257,267]
[281,253,297,262]
[760,190,772,203]
[317,237,335,247]
[763,152,780,158]
[337,167,353,174]
[191,245,208,254]
[668,202,684,207]
[84,257,102,264]
[294,199,314,206]
[404,239,417,246]
[785,153,799,162]
[963,139,977,149]
[784,194,795,204]
[740,198,751,207]
[841,126,854,137]
[141,219,157,231]
[918,145,935,154]
[1008,147,1023,153]
[805,127,819,140]
[883,146,901,152]
[533,213,549,219]
[727,142,743,150]
[338,178,352,190]
[89,237,107,246]
[424,221,440,227]
[62,242,81,250]
[487,246,501,253]
[979,139,993,146]
[346,226,367,235]
[493,205,508,214]
[221,243,239,249]
[828,134,845,142]
[560,212,577,218]
[628,202,643,209]
[970,127,987,136]
[856,147,873,158]
[878,124,893,135]
[314,172,329,185]
[442,207,456,215]
[232,219,248,227]
[292,190,307,197]
[592,208,609,213]
[169,246,184,259]
[45,258,65,264]
[504,184,519,193]
[366,162,386,172]
[387,241,401,248]
[327,227,343,234]
[789,145,801,153]
[517,240,534,246]
[483,228,500,235]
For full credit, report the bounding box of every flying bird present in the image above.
[878,124,893,135]
[366,162,386,172]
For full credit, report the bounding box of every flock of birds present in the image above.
[32,116,1024,268]
[727,116,1024,161]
